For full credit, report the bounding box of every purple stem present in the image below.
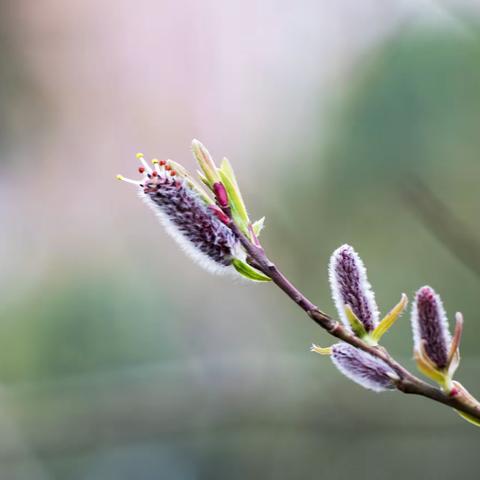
[226,220,480,423]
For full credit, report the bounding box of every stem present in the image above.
[229,222,480,423]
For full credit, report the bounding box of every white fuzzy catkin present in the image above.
[120,158,244,275]
[329,244,379,332]
[141,192,243,275]
[331,343,398,392]
[411,286,451,369]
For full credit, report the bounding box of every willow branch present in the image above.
[227,222,480,423]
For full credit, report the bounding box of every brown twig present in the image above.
[227,221,480,423]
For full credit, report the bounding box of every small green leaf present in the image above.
[218,167,250,236]
[446,312,463,376]
[344,304,368,339]
[310,344,332,355]
[192,139,220,187]
[456,410,480,427]
[414,346,447,385]
[219,157,239,189]
[371,293,407,342]
[451,382,480,427]
[232,259,271,282]
[197,170,211,189]
[252,217,266,237]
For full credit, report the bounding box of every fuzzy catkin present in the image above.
[141,173,241,273]
[329,244,379,332]
[411,286,451,369]
[331,343,398,392]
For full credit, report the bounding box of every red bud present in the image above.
[208,205,230,224]
[213,182,229,207]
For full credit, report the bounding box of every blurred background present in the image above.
[1,0,480,478]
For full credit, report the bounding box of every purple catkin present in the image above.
[411,286,451,369]
[331,343,398,392]
[141,173,240,270]
[329,245,379,332]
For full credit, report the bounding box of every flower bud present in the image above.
[329,245,379,334]
[191,139,220,187]
[331,343,398,392]
[410,286,465,389]
[213,182,229,207]
[411,286,451,370]
[117,149,271,282]
[117,155,241,274]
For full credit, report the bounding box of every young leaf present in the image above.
[218,168,250,235]
[232,259,271,282]
[252,217,266,237]
[344,304,368,339]
[371,294,408,342]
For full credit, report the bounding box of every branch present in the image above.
[228,221,480,423]
[119,139,480,427]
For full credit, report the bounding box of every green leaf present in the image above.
[414,347,447,385]
[219,157,240,190]
[456,410,480,427]
[252,217,265,237]
[218,166,250,236]
[344,304,368,339]
[371,293,407,342]
[197,170,211,189]
[232,259,271,282]
[192,139,219,187]
[451,382,480,427]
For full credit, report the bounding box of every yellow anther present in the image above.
[152,158,159,164]
[116,174,124,181]
[136,152,144,159]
